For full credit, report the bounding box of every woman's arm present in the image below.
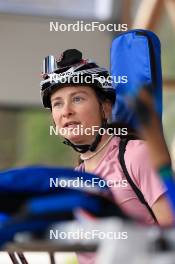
[128,140,174,226]
[130,86,175,225]
[152,194,174,226]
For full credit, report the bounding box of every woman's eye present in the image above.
[73,96,84,103]
[53,101,63,108]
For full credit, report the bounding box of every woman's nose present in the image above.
[62,102,74,118]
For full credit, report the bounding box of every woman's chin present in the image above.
[64,135,84,144]
[64,134,90,145]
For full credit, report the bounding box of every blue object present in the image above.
[0,166,109,193]
[0,167,128,247]
[111,29,162,129]
[0,188,125,247]
[0,214,9,224]
[0,168,127,247]
[27,193,100,215]
[0,166,113,215]
[159,165,175,220]
[0,192,99,246]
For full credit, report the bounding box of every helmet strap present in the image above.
[63,118,108,153]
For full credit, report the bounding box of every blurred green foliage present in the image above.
[157,15,175,150]
[18,109,76,166]
[0,109,78,170]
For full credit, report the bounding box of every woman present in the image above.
[41,49,174,220]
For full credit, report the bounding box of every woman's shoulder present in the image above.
[124,138,152,171]
[126,138,149,157]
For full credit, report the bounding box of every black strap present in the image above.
[118,137,158,224]
[63,119,107,153]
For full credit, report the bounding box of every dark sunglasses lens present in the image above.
[42,55,57,74]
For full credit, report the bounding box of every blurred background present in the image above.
[0,0,175,171]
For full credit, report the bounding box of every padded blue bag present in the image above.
[0,191,127,247]
[0,166,108,193]
[0,167,128,247]
[0,166,110,214]
[110,29,162,129]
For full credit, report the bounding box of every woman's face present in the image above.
[51,85,112,144]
